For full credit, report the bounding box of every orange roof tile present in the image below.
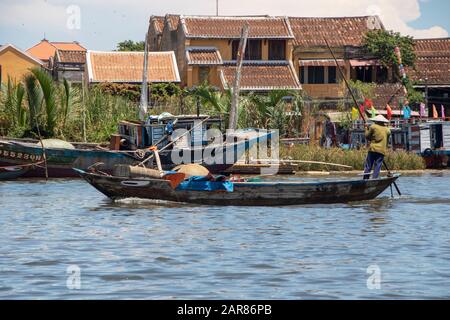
[408,38,450,85]
[220,61,301,91]
[289,16,383,47]
[151,16,165,34]
[373,83,407,109]
[56,50,86,64]
[166,14,180,32]
[87,51,180,83]
[27,40,86,61]
[181,16,294,39]
[186,47,223,65]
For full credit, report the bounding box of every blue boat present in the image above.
[0,115,272,178]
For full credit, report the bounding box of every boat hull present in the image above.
[76,170,400,206]
[0,133,266,178]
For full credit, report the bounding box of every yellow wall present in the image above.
[301,83,346,98]
[187,66,221,87]
[0,47,41,84]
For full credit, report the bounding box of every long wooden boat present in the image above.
[0,165,29,180]
[0,129,270,178]
[75,169,400,206]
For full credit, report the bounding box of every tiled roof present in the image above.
[373,83,407,109]
[27,40,86,61]
[186,47,223,65]
[86,51,180,83]
[152,16,165,34]
[181,16,294,39]
[408,38,450,85]
[289,16,383,47]
[0,44,44,66]
[56,49,86,64]
[414,38,450,57]
[166,14,180,32]
[299,59,345,67]
[220,61,301,91]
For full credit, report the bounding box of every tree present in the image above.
[364,30,423,104]
[116,40,145,51]
[363,30,416,71]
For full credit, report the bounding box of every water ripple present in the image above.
[0,174,449,299]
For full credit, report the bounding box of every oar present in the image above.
[323,36,401,196]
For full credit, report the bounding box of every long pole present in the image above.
[139,32,149,121]
[323,37,401,196]
[32,110,48,180]
[229,23,249,130]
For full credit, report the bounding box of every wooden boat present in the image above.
[0,164,32,180]
[0,126,271,178]
[0,139,138,178]
[74,168,400,206]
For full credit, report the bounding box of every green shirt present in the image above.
[365,124,391,155]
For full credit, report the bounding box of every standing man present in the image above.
[323,116,337,148]
[363,115,391,179]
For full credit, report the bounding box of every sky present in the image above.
[1,0,449,51]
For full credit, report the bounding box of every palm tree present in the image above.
[30,67,57,136]
[24,73,43,131]
[4,77,27,128]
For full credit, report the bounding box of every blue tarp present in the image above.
[175,176,234,192]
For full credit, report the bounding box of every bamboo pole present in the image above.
[32,113,48,180]
[139,32,149,121]
[258,159,353,169]
[229,23,249,130]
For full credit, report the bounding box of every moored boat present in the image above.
[74,168,400,206]
[0,115,272,178]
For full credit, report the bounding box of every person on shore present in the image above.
[363,115,391,180]
[322,116,337,149]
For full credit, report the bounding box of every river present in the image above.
[0,172,449,299]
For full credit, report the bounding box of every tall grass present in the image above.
[281,144,426,171]
[0,72,139,142]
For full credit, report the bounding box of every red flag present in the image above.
[364,98,373,108]
[386,104,393,120]
[359,104,366,120]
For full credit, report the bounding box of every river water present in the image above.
[0,173,449,299]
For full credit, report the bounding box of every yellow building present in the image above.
[0,44,44,86]
[151,15,301,92]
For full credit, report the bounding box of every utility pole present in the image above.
[228,23,249,130]
[216,0,219,16]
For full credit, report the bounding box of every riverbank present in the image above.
[280,144,426,171]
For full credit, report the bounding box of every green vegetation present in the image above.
[364,30,416,69]
[0,69,138,142]
[116,40,145,51]
[0,75,304,142]
[363,29,423,104]
[281,144,426,171]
